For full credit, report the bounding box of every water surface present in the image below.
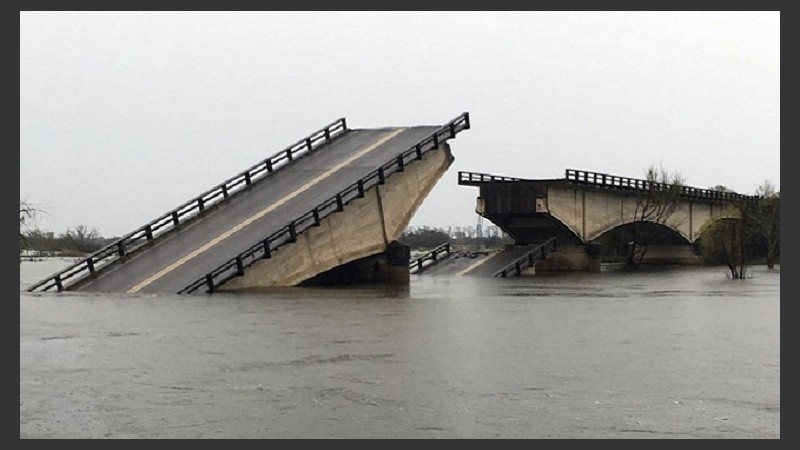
[20,258,780,438]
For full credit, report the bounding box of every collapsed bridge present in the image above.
[28,113,470,294]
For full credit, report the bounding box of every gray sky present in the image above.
[20,11,780,238]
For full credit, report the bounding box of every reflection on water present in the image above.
[20,258,779,438]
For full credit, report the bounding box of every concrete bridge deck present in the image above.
[410,244,546,277]
[28,114,470,294]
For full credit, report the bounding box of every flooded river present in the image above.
[20,258,779,438]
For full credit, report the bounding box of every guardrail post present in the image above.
[324,128,331,140]
[87,258,95,274]
[288,222,297,243]
[463,113,470,129]
[54,275,63,292]
[357,180,365,198]
[515,261,521,276]
[396,155,405,172]
[221,185,229,199]
[262,240,271,259]
[117,241,126,257]
[197,198,205,213]
[415,144,423,160]
[205,274,215,293]
[312,208,321,226]
[244,172,252,186]
[417,259,423,271]
[235,256,244,276]
[377,167,385,185]
[341,118,347,130]
[265,160,273,173]
[306,138,313,150]
[432,133,439,149]
[172,211,180,226]
[145,225,153,241]
[336,194,344,212]
[286,149,293,161]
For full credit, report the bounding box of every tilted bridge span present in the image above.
[28,113,471,294]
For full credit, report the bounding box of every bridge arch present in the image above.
[588,219,691,244]
[544,210,587,244]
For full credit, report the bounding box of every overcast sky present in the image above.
[20,11,779,238]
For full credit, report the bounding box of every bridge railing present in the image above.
[409,243,451,274]
[27,118,348,293]
[565,169,756,203]
[179,112,470,294]
[458,171,522,185]
[494,238,557,278]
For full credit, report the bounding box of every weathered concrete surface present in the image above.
[545,184,741,243]
[464,176,743,272]
[460,244,547,277]
[71,126,443,294]
[220,144,454,290]
[534,244,601,272]
[635,245,704,265]
[300,243,411,286]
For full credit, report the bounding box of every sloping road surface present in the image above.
[79,126,440,294]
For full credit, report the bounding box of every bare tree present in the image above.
[19,200,43,260]
[625,165,685,267]
[60,225,102,254]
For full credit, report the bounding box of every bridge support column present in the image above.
[534,243,601,272]
[638,245,703,265]
[300,242,410,286]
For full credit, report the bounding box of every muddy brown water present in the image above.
[20,258,779,438]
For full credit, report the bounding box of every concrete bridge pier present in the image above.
[534,243,602,272]
[300,242,410,286]
[531,242,702,272]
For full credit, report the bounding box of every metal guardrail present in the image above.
[458,171,522,185]
[179,112,471,294]
[409,243,451,274]
[27,118,348,293]
[494,238,557,278]
[565,169,757,203]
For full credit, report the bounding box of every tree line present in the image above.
[19,201,116,258]
[399,228,514,251]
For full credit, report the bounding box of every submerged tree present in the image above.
[700,218,747,279]
[19,200,41,260]
[699,179,779,278]
[749,180,780,269]
[625,165,685,268]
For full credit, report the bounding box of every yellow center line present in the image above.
[457,250,501,276]
[128,128,407,293]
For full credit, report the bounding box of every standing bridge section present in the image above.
[28,113,470,294]
[458,169,753,271]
